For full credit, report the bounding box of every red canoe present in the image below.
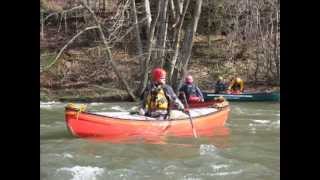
[65,104,230,141]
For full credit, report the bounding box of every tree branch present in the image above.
[43,26,99,71]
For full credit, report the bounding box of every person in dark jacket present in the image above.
[139,68,186,120]
[214,76,227,94]
[179,75,204,103]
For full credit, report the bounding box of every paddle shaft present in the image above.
[181,93,198,138]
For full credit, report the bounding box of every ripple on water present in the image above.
[232,107,245,114]
[56,166,104,180]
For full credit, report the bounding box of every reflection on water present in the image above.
[83,126,230,147]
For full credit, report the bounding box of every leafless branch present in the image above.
[43,26,99,71]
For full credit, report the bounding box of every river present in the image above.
[40,101,280,180]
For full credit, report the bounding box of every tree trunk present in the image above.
[274,4,280,84]
[169,0,176,20]
[138,0,163,95]
[64,13,68,34]
[130,0,145,72]
[176,0,203,91]
[166,0,190,84]
[41,9,44,40]
[144,0,152,38]
[207,0,211,47]
[82,1,138,101]
[157,0,169,67]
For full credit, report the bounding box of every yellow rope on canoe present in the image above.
[66,103,87,120]
[211,96,229,108]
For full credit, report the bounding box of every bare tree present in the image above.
[130,0,144,71]
[166,0,190,83]
[176,0,203,91]
[144,0,152,37]
[138,0,163,95]
[81,1,138,101]
[42,0,139,101]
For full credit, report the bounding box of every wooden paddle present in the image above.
[181,93,198,138]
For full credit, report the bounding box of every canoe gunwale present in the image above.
[65,106,230,122]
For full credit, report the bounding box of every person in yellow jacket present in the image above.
[139,68,187,120]
[227,77,244,94]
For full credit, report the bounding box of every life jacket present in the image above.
[231,83,241,90]
[188,95,201,103]
[145,86,169,111]
[230,80,243,92]
[183,84,201,102]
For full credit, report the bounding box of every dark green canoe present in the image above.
[202,91,280,102]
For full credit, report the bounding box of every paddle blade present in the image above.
[192,128,198,138]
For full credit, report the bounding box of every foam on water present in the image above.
[250,127,256,134]
[57,166,104,180]
[89,102,104,106]
[271,120,280,128]
[40,101,63,109]
[247,113,262,116]
[40,124,51,128]
[210,164,229,171]
[110,105,126,111]
[41,101,58,105]
[199,144,218,155]
[53,153,73,159]
[252,120,270,124]
[205,169,243,176]
[163,165,178,176]
[182,175,202,180]
[62,153,73,159]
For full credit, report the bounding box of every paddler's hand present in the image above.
[184,108,190,113]
[139,108,146,115]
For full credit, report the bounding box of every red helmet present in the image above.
[152,68,166,82]
[185,75,193,83]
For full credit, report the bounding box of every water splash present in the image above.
[57,166,104,180]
